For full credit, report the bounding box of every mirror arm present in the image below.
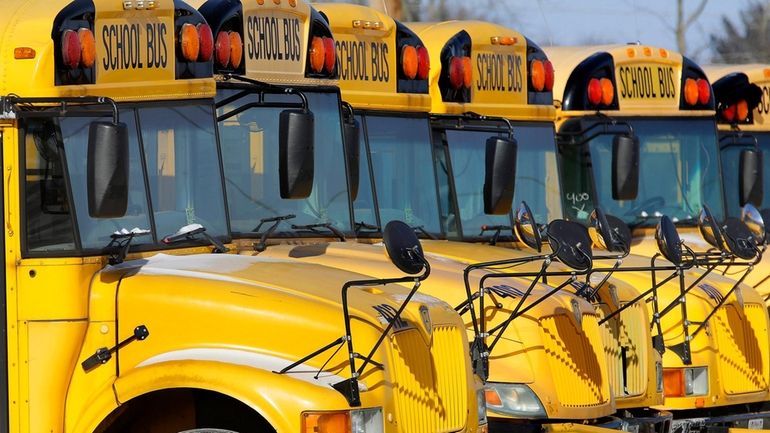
[557,116,634,147]
[691,266,753,338]
[4,95,120,123]
[657,261,720,319]
[597,270,678,325]
[718,131,759,151]
[433,112,515,139]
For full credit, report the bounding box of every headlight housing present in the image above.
[302,408,383,433]
[485,383,547,418]
[663,367,708,397]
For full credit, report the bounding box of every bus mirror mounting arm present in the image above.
[342,101,361,202]
[739,149,763,207]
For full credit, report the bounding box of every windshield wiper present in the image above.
[354,221,380,234]
[478,224,513,245]
[253,214,296,252]
[105,228,151,265]
[412,225,438,240]
[291,223,346,241]
[162,223,229,253]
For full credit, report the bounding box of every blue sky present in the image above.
[494,0,753,62]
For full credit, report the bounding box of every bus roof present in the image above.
[547,44,714,117]
[316,3,430,112]
[409,20,555,121]
[1,0,214,101]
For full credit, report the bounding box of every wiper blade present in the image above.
[354,220,380,234]
[412,225,438,240]
[105,228,151,265]
[291,222,346,241]
[253,214,296,252]
[478,224,513,245]
[162,223,229,253]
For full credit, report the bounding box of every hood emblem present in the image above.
[419,305,432,334]
[571,299,583,327]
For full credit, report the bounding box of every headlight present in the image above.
[477,387,488,425]
[663,367,708,397]
[302,408,383,433]
[485,383,546,418]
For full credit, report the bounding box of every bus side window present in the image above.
[23,119,77,252]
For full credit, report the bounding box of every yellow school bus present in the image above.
[192,1,491,432]
[704,64,770,305]
[404,20,671,432]
[548,45,770,432]
[195,1,615,432]
[0,0,474,432]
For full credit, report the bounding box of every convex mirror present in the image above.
[655,215,682,265]
[383,220,425,275]
[88,121,129,218]
[514,201,542,252]
[547,219,592,271]
[279,109,314,199]
[588,207,632,253]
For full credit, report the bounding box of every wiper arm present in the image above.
[291,223,346,241]
[253,214,296,252]
[162,223,229,253]
[354,221,380,234]
[412,225,437,240]
[478,224,513,246]
[105,228,151,265]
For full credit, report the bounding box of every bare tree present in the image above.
[710,0,770,63]
[629,0,708,58]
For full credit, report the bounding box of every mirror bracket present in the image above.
[3,95,120,123]
[556,114,634,147]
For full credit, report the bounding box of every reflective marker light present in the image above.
[309,36,325,73]
[530,59,545,92]
[78,28,96,68]
[401,45,418,79]
[215,31,231,67]
[61,29,81,69]
[198,23,214,62]
[302,408,383,433]
[417,46,430,80]
[180,23,200,62]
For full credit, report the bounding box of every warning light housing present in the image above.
[438,30,471,103]
[526,38,554,106]
[561,51,618,111]
[396,22,429,94]
[711,72,763,126]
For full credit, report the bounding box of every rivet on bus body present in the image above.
[626,47,636,58]
[100,325,110,334]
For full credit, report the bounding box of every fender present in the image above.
[73,360,356,433]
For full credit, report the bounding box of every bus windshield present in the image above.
[23,102,228,254]
[559,117,724,227]
[354,113,442,237]
[444,123,562,239]
[217,89,352,235]
[720,132,770,218]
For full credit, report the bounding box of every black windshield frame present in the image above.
[557,115,725,228]
[216,83,355,239]
[19,99,231,258]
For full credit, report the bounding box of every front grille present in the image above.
[714,304,769,394]
[598,301,648,398]
[540,313,610,407]
[389,325,468,433]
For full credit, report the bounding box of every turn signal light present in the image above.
[683,78,699,106]
[696,78,710,105]
[531,59,545,92]
[215,31,231,67]
[230,32,243,69]
[302,411,351,433]
[462,56,472,88]
[600,77,614,105]
[722,104,736,122]
[736,99,749,122]
[544,60,554,91]
[449,56,465,89]
[79,28,96,68]
[180,23,200,62]
[309,36,325,73]
[62,29,82,69]
[323,37,336,73]
[401,45,418,79]
[663,369,685,397]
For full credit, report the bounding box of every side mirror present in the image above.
[547,220,593,271]
[88,121,129,218]
[739,149,763,207]
[697,205,724,249]
[655,215,682,265]
[588,208,631,253]
[514,201,542,252]
[484,136,517,215]
[344,116,361,201]
[612,134,639,200]
[279,109,314,199]
[742,203,766,245]
[383,220,425,275]
[722,217,758,259]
